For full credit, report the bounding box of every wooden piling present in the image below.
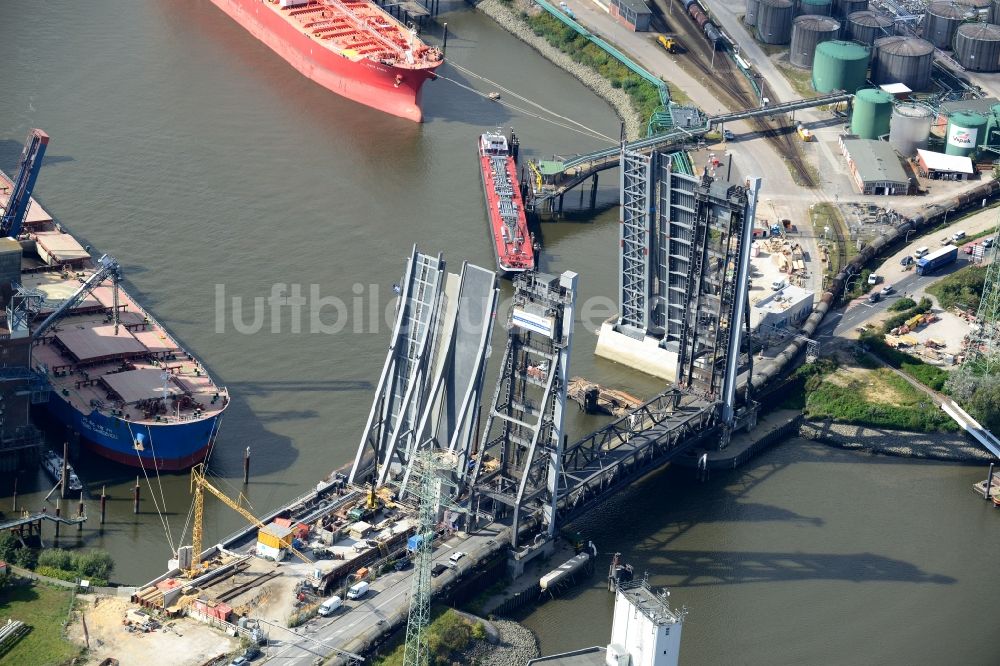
[61,441,69,500]
[244,446,251,485]
[78,491,85,531]
[100,485,107,525]
[986,463,995,500]
[55,499,61,537]
[442,22,448,54]
[590,173,598,209]
[133,476,141,514]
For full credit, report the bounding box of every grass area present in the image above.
[775,61,818,100]
[805,365,954,432]
[375,608,481,666]
[522,11,663,124]
[861,331,951,393]
[0,581,80,666]
[881,296,932,333]
[926,264,988,312]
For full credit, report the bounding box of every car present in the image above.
[984,238,994,249]
[964,244,976,255]
[868,292,881,303]
[867,273,880,285]
[900,255,914,266]
[394,557,411,572]
[723,129,735,141]
[951,230,967,242]
[230,658,250,666]
[448,551,466,567]
[880,285,893,296]
[913,246,930,259]
[243,645,261,660]
[431,563,448,577]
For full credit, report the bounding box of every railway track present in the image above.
[652,0,817,187]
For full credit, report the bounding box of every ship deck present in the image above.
[24,267,227,427]
[267,0,441,69]
[480,153,533,273]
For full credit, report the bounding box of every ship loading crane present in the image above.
[31,254,122,341]
[0,129,49,239]
[188,463,312,576]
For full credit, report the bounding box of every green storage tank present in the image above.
[797,0,833,14]
[945,112,988,156]
[812,40,870,94]
[851,88,893,139]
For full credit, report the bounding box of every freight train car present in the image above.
[681,0,724,49]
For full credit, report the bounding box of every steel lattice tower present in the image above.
[964,226,1000,374]
[402,450,454,666]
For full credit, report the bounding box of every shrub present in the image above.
[471,622,487,641]
[38,549,74,572]
[75,550,114,581]
[926,265,987,311]
[888,297,916,312]
[0,533,18,563]
[36,566,77,583]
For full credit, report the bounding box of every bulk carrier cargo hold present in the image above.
[1,168,228,472]
[209,0,443,122]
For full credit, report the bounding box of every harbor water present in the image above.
[1,2,997,663]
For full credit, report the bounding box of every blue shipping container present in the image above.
[407,535,425,552]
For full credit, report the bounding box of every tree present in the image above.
[75,550,115,581]
[38,548,73,571]
[11,547,37,570]
[968,376,1000,432]
[0,533,18,563]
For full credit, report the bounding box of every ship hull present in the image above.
[210,0,438,122]
[478,152,533,277]
[45,393,222,472]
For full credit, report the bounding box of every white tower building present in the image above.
[606,580,685,666]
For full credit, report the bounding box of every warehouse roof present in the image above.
[842,139,909,184]
[917,149,975,174]
[939,97,999,116]
[612,0,651,13]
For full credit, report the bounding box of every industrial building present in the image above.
[916,149,975,180]
[610,0,652,31]
[839,137,912,195]
[750,285,815,332]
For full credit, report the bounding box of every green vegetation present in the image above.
[926,265,987,312]
[947,373,1000,432]
[861,331,950,392]
[804,366,953,432]
[288,600,321,628]
[376,609,480,666]
[29,549,114,587]
[881,297,932,333]
[522,11,663,123]
[0,582,81,666]
[775,61,819,100]
[776,358,839,410]
[888,297,917,312]
[810,203,847,279]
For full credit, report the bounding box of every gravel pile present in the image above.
[800,420,993,462]
[461,619,540,666]
[477,0,644,139]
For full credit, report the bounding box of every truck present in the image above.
[916,245,957,275]
[657,35,679,53]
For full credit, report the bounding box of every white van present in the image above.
[951,230,966,242]
[317,596,342,616]
[913,246,930,259]
[448,551,466,566]
[346,581,369,600]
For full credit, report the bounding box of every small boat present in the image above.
[42,449,84,493]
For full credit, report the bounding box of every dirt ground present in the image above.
[68,595,239,666]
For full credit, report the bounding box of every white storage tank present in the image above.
[889,103,934,157]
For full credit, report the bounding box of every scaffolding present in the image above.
[618,148,653,337]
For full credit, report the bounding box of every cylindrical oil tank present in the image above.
[992,0,1000,24]
[872,36,935,91]
[812,40,870,92]
[797,0,832,16]
[757,0,795,44]
[954,22,1000,71]
[833,0,867,17]
[851,87,894,138]
[922,2,969,49]
[746,0,761,26]
[791,15,841,67]
[945,111,988,155]
[889,103,934,156]
[954,0,991,9]
[846,11,893,48]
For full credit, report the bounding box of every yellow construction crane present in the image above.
[189,463,312,575]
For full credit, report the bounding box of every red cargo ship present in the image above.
[210,0,443,122]
[478,129,534,276]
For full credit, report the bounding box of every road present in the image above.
[259,526,507,665]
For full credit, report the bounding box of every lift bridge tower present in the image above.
[466,270,577,548]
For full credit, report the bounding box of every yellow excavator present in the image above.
[187,463,312,576]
